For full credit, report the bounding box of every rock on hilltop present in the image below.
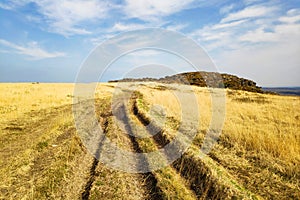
[110,71,264,93]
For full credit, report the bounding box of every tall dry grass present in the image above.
[140,83,300,171]
[0,83,115,124]
[0,83,115,199]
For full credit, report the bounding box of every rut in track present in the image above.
[114,101,163,199]
[131,96,207,198]
[124,94,199,199]
[131,96,261,199]
[81,119,108,200]
[81,98,163,200]
[80,94,241,199]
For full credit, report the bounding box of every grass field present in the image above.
[0,82,299,199]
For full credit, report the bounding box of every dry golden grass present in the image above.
[0,83,73,124]
[133,91,258,199]
[224,91,300,162]
[0,83,115,123]
[1,82,299,199]
[138,83,300,199]
[0,83,115,199]
[140,83,300,165]
[127,107,197,200]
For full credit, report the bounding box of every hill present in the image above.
[109,71,264,93]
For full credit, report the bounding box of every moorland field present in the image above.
[0,82,299,199]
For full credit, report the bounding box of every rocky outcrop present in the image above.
[109,71,264,93]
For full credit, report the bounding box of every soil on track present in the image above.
[82,92,200,200]
[80,97,163,200]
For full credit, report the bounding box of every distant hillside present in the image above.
[110,71,265,93]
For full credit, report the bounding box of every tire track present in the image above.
[131,94,257,199]
[81,93,243,199]
[79,98,116,199]
[114,102,163,200]
[131,96,220,198]
[81,119,108,200]
[81,97,163,200]
[132,97,217,197]
[117,94,198,199]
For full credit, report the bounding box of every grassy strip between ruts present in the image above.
[88,97,150,200]
[134,91,259,199]
[124,99,197,200]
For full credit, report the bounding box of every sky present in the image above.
[0,0,299,86]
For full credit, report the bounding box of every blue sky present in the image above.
[0,0,299,86]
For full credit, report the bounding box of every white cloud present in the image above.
[239,28,278,42]
[0,0,217,36]
[239,9,300,43]
[198,31,231,41]
[279,9,300,24]
[190,3,281,49]
[165,23,188,32]
[211,19,248,30]
[0,2,12,10]
[189,19,249,50]
[89,34,117,46]
[90,22,165,46]
[219,4,235,14]
[1,0,196,34]
[111,23,146,32]
[123,0,196,21]
[0,39,65,60]
[0,0,28,10]
[221,5,275,23]
[34,0,112,36]
[0,0,113,36]
[189,1,300,86]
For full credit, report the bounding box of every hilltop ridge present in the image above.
[109,71,264,93]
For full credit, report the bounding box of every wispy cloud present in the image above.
[0,2,12,10]
[165,23,188,32]
[117,0,227,27]
[0,0,28,10]
[238,27,278,42]
[238,7,300,43]
[111,23,147,32]
[279,9,300,24]
[190,3,282,50]
[122,0,197,22]
[211,19,248,30]
[190,19,247,49]
[0,39,65,60]
[0,0,113,36]
[189,2,300,86]
[219,4,236,14]
[221,5,276,23]
[0,0,220,36]
[35,0,114,36]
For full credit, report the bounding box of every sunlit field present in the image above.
[140,83,300,198]
[141,84,300,167]
[0,82,299,199]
